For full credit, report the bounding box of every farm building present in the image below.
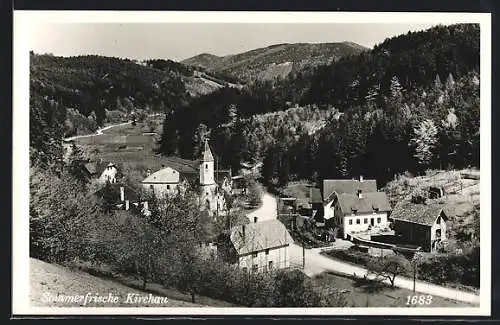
[141,140,232,216]
[389,202,448,252]
[216,219,294,273]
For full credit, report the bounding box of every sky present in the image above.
[30,23,439,62]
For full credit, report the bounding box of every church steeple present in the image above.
[200,139,215,186]
[201,139,214,162]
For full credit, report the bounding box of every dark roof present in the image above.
[310,188,322,204]
[157,156,199,174]
[93,183,139,202]
[336,192,391,215]
[390,201,447,226]
[228,219,293,255]
[323,179,377,201]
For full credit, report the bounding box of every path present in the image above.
[247,192,277,222]
[248,191,480,305]
[63,121,133,142]
[288,243,480,304]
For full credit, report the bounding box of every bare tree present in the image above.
[366,254,410,288]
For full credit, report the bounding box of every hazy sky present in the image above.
[30,23,439,61]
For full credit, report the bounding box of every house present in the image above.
[309,187,324,220]
[389,202,448,252]
[98,163,119,184]
[322,176,378,220]
[329,190,392,239]
[141,140,232,216]
[93,183,148,213]
[217,219,294,273]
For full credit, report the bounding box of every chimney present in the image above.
[357,189,363,199]
[120,186,125,201]
[359,175,364,182]
[146,169,151,176]
[125,200,130,210]
[254,216,258,223]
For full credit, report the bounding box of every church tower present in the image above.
[200,139,215,185]
[199,139,217,214]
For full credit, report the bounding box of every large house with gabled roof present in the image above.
[321,176,392,239]
[216,219,294,273]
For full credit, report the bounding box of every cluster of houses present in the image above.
[81,141,448,276]
[81,140,294,272]
[303,176,448,253]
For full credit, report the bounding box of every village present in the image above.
[62,122,480,305]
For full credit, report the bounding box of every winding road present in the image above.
[251,191,481,305]
[63,121,133,142]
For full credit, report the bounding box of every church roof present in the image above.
[201,140,214,162]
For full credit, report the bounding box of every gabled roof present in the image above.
[201,140,214,162]
[310,188,323,204]
[323,179,377,202]
[389,201,447,226]
[155,156,199,175]
[228,219,293,256]
[336,192,391,216]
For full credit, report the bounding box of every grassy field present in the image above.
[30,258,204,307]
[312,271,476,308]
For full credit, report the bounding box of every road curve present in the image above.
[248,191,480,305]
[63,121,133,142]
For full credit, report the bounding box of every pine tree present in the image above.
[390,75,403,98]
[66,142,90,188]
[434,74,442,90]
[192,123,209,159]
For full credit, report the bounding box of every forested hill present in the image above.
[181,42,367,83]
[159,23,480,186]
[298,24,479,109]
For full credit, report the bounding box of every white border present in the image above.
[13,11,492,316]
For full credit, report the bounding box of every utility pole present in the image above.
[302,242,305,269]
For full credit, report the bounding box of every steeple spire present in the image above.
[202,139,214,162]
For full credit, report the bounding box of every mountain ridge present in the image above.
[181,42,368,83]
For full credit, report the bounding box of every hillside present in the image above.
[182,42,367,83]
[30,258,203,307]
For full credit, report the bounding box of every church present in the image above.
[141,139,232,216]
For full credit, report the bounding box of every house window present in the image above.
[268,261,273,270]
[364,218,368,224]
[167,185,170,190]
[205,163,208,170]
[252,252,258,258]
[252,265,258,272]
[149,185,154,190]
[377,217,381,224]
[265,249,269,255]
[349,219,353,225]
[356,219,361,225]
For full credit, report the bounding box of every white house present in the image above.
[329,190,392,239]
[320,177,392,239]
[98,163,118,184]
[217,219,294,273]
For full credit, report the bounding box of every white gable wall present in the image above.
[237,245,290,272]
